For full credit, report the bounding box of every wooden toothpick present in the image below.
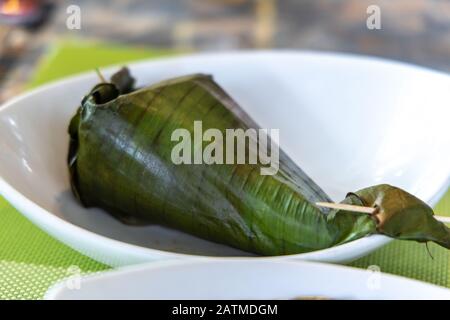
[315,202,450,224]
[315,202,377,214]
[95,68,106,83]
[437,215,450,224]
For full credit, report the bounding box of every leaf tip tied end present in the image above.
[348,184,450,250]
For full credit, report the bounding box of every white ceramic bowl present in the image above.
[0,51,449,267]
[45,259,450,300]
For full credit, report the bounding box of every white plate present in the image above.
[0,51,449,266]
[44,259,450,300]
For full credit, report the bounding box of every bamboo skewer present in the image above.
[315,202,450,224]
[436,215,450,224]
[95,68,106,83]
[315,202,377,214]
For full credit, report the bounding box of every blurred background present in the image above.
[1,0,450,102]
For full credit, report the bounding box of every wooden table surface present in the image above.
[1,0,450,103]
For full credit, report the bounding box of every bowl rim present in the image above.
[44,258,450,300]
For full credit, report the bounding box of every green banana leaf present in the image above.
[68,68,450,256]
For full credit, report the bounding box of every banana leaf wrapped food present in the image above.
[68,68,450,255]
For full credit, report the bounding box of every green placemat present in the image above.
[0,42,449,299]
